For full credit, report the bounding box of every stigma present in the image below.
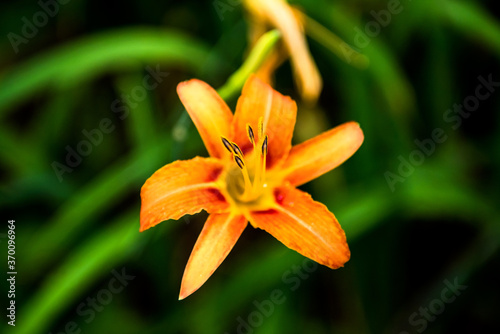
[221,118,268,202]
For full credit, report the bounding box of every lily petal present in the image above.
[231,75,297,168]
[249,185,350,269]
[243,0,322,103]
[140,157,229,232]
[177,79,233,159]
[283,121,364,186]
[179,213,247,300]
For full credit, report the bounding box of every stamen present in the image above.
[234,155,244,169]
[253,134,268,192]
[262,135,268,156]
[247,124,255,146]
[221,137,234,154]
[234,155,253,198]
[231,142,244,157]
[221,127,269,202]
[260,135,268,185]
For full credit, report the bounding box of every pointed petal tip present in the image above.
[178,290,188,301]
[178,283,196,301]
[328,248,350,269]
[139,215,150,233]
[315,239,350,270]
[179,287,198,301]
[138,219,148,233]
[176,78,200,90]
[283,120,365,186]
[334,120,365,152]
[175,79,189,95]
[178,276,204,301]
[177,214,247,301]
[347,121,364,141]
[176,79,207,100]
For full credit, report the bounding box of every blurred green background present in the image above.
[1,0,499,333]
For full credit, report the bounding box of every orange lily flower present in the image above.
[140,75,364,300]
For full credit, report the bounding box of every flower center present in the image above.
[221,118,268,203]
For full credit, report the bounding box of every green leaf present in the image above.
[0,28,210,115]
[22,137,171,275]
[441,0,500,57]
[16,211,142,334]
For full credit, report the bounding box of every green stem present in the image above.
[216,29,281,101]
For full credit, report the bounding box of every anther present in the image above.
[258,117,264,138]
[234,155,245,169]
[221,137,234,153]
[247,124,255,145]
[232,143,243,157]
[262,135,268,156]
